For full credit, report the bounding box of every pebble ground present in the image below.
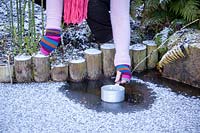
[0,76,199,133]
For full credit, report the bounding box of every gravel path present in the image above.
[0,77,200,133]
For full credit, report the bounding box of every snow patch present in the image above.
[84,48,102,55]
[131,44,146,50]
[70,58,85,63]
[143,40,156,46]
[33,52,49,58]
[154,27,173,45]
[14,55,32,61]
[52,63,68,68]
[100,43,115,50]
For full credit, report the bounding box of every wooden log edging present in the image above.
[0,65,13,83]
[131,44,147,72]
[100,43,115,77]
[143,40,158,69]
[14,55,32,82]
[69,58,87,82]
[1,43,160,83]
[51,63,68,82]
[33,53,50,82]
[84,48,102,80]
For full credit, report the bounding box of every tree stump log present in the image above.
[131,44,147,72]
[69,58,87,82]
[0,65,13,83]
[51,63,68,82]
[84,48,102,80]
[33,53,50,82]
[100,43,115,77]
[143,40,158,69]
[14,55,32,82]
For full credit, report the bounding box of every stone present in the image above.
[162,43,200,88]
[160,29,200,88]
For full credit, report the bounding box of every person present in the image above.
[35,0,132,84]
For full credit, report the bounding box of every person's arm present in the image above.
[39,0,63,55]
[110,0,131,83]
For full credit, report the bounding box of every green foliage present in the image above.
[154,27,173,58]
[2,0,45,56]
[169,0,200,21]
[142,0,200,29]
[130,0,142,19]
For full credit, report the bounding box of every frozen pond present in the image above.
[0,70,200,132]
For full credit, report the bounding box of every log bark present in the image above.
[162,43,200,88]
[51,63,68,82]
[0,65,13,83]
[100,43,115,77]
[143,40,158,69]
[131,44,147,72]
[33,53,50,82]
[129,45,134,65]
[14,55,32,82]
[69,58,87,82]
[84,48,102,80]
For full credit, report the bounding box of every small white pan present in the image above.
[101,84,125,103]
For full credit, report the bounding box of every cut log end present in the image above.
[84,48,102,55]
[100,43,115,50]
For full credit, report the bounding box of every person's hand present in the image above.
[39,29,61,56]
[115,64,132,84]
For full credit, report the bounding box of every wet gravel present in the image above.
[0,76,199,132]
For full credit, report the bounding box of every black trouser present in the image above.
[34,0,113,43]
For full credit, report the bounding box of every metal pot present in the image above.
[101,84,125,103]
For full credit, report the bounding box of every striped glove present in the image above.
[39,29,61,55]
[115,64,132,83]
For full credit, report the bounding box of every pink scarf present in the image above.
[64,0,89,24]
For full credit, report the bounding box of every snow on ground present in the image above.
[0,77,199,132]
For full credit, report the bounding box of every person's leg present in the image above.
[111,0,131,66]
[46,0,63,30]
[87,0,113,43]
[39,0,63,55]
[111,0,131,83]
